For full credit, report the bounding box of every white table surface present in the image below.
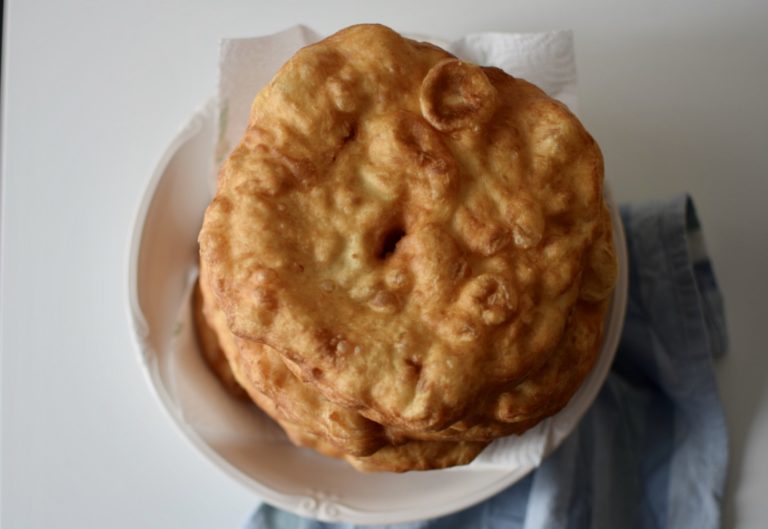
[2,1,767,528]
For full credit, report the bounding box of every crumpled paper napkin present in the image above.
[215,25,578,166]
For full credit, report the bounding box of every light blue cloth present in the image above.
[242,195,728,529]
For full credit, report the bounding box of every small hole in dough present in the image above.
[377,227,406,260]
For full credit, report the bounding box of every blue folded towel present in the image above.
[242,195,729,529]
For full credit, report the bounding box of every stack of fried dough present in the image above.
[194,24,618,472]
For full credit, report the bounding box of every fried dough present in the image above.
[195,268,489,470]
[200,24,615,431]
[196,24,617,470]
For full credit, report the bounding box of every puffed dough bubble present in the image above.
[420,59,498,132]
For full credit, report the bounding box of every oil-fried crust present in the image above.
[280,422,488,473]
[192,281,248,400]
[199,24,616,433]
[197,266,491,469]
[195,235,607,461]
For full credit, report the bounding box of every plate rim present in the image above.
[126,100,629,525]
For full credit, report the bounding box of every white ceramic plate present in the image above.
[127,101,629,525]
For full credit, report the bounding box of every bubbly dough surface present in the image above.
[197,255,607,451]
[196,266,490,470]
[199,23,616,431]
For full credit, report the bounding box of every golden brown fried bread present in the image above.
[196,269,489,470]
[244,372,487,473]
[198,23,617,455]
[233,360,487,473]
[197,248,602,442]
[280,421,487,473]
[197,266,390,456]
[198,259,499,452]
[192,281,248,400]
[197,244,604,457]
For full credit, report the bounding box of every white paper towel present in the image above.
[181,26,606,470]
[215,26,578,167]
